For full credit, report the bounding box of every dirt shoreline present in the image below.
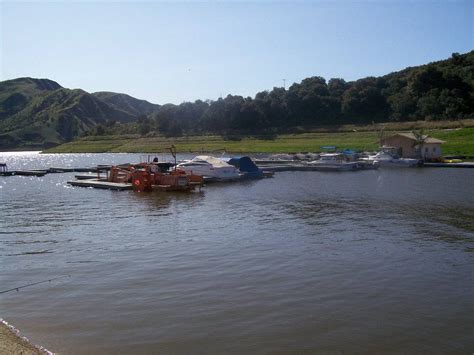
[0,319,52,355]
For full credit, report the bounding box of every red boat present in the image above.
[108,162,203,192]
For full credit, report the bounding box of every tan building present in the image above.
[380,132,445,160]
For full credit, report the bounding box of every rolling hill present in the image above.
[93,91,159,117]
[0,78,156,150]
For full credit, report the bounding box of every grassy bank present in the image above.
[44,122,474,157]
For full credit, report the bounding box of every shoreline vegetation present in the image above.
[43,120,474,157]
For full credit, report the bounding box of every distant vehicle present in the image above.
[177,155,240,181]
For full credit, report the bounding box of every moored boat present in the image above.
[226,156,274,179]
[363,147,422,168]
[177,155,240,181]
[307,153,361,171]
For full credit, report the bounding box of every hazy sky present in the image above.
[1,1,472,104]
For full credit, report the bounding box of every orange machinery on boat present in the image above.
[107,162,204,192]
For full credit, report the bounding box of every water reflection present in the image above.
[281,196,474,250]
[131,189,205,212]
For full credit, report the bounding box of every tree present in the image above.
[387,91,417,121]
[328,78,348,97]
[95,124,105,136]
[139,120,151,136]
[409,67,445,95]
[341,78,389,123]
[411,129,428,159]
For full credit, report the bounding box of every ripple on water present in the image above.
[0,153,473,353]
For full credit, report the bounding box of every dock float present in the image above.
[257,165,319,172]
[424,162,474,168]
[256,164,376,172]
[0,170,48,177]
[48,167,103,173]
[67,179,133,190]
[1,166,108,177]
[48,167,75,173]
[74,174,99,180]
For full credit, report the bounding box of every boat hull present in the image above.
[178,166,240,180]
[307,161,361,171]
[375,159,421,168]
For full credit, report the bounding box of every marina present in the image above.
[1,153,473,183]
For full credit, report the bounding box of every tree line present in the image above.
[96,52,474,137]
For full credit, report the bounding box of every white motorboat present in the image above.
[365,148,421,168]
[177,155,240,181]
[307,153,361,171]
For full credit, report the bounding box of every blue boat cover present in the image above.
[228,156,260,172]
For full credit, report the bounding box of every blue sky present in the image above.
[1,1,472,104]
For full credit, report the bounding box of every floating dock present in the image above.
[424,162,474,168]
[0,170,48,177]
[257,161,474,171]
[67,179,203,191]
[48,166,105,173]
[256,162,377,172]
[0,166,108,177]
[257,164,324,172]
[74,174,99,180]
[67,179,133,190]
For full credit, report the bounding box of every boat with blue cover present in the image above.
[226,156,274,179]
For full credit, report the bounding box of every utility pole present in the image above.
[282,79,286,90]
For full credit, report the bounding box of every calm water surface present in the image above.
[1,152,473,354]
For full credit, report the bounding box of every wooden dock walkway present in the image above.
[0,170,48,177]
[67,179,133,190]
[257,164,325,172]
[424,162,474,168]
[0,166,109,177]
[258,162,474,171]
[256,163,377,172]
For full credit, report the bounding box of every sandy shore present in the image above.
[0,320,52,355]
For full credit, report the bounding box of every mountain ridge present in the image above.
[92,91,160,117]
[0,78,154,149]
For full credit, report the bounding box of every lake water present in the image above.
[1,152,473,354]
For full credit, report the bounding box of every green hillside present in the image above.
[93,92,159,117]
[45,125,474,158]
[0,77,61,119]
[0,78,150,150]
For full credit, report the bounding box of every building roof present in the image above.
[383,132,445,144]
